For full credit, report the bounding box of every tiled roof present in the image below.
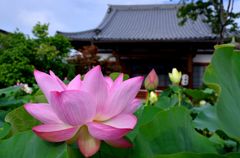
[58,29,96,40]
[58,4,217,41]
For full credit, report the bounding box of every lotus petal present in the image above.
[87,114,136,140]
[110,73,123,92]
[33,124,79,142]
[67,74,82,90]
[99,76,143,120]
[78,126,101,157]
[103,114,137,129]
[105,77,113,89]
[81,66,109,117]
[34,70,64,102]
[122,99,142,114]
[49,71,67,90]
[50,90,96,126]
[24,103,63,124]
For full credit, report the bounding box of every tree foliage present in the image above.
[177,0,240,41]
[0,22,74,87]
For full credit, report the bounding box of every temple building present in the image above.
[58,4,219,88]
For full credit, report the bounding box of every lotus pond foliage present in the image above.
[0,44,240,157]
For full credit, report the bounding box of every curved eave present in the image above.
[70,37,218,43]
[57,29,95,41]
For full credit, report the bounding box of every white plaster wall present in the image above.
[193,54,212,63]
[98,53,116,61]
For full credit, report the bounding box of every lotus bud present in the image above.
[149,91,158,105]
[168,68,182,85]
[144,69,159,91]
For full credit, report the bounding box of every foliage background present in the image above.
[177,0,240,42]
[0,22,75,87]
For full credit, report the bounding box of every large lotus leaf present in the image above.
[5,106,40,134]
[31,89,47,103]
[49,138,131,158]
[0,110,8,123]
[0,98,27,107]
[0,122,11,139]
[0,86,28,107]
[193,105,220,132]
[184,89,207,100]
[130,106,217,158]
[153,152,240,158]
[96,142,131,158]
[0,86,21,96]
[127,105,162,141]
[155,95,178,109]
[184,88,214,102]
[0,130,132,158]
[204,45,240,140]
[0,130,69,158]
[109,72,129,81]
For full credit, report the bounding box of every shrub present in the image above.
[0,23,74,87]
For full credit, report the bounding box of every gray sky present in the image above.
[0,0,239,36]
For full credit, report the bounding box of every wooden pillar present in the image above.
[113,50,127,74]
[187,53,193,88]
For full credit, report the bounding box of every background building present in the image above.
[59,4,219,88]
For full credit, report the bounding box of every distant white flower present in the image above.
[21,84,33,94]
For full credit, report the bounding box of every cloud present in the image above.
[17,10,65,35]
[18,10,50,28]
[233,0,240,13]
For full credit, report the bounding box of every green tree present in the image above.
[177,0,240,42]
[0,22,74,87]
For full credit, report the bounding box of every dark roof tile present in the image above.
[59,4,217,41]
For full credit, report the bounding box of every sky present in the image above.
[0,0,239,36]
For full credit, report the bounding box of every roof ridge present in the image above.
[97,8,117,30]
[108,4,180,10]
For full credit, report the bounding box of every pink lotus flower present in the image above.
[24,66,143,157]
[144,69,159,91]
